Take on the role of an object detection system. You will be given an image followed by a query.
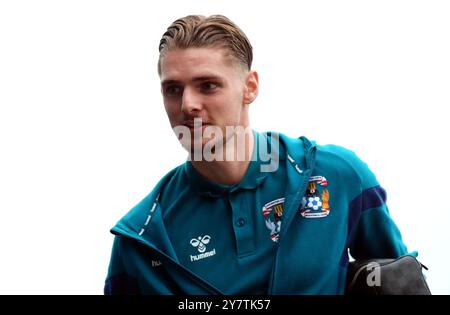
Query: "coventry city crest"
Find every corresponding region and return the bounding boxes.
[299,176,331,218]
[262,197,285,242]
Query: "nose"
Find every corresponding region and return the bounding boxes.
[181,87,202,115]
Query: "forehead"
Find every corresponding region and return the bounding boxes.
[159,47,242,82]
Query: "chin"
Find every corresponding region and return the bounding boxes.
[180,135,225,158]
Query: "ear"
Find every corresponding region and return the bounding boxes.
[243,70,259,105]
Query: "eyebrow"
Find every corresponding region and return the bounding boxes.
[161,75,224,86]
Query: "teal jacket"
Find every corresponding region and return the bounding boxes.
[104,132,410,294]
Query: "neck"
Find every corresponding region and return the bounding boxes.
[189,129,255,186]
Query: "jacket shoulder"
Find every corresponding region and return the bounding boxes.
[111,164,183,234]
[316,143,380,190]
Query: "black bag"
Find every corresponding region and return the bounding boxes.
[346,255,431,295]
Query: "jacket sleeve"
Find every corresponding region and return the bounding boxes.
[348,185,412,259]
[104,235,140,295]
[327,145,414,260]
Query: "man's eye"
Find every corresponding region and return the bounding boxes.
[165,85,182,96]
[201,82,218,92]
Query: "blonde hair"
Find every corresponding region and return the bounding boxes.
[158,15,253,75]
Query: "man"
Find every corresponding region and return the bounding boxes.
[104,15,411,294]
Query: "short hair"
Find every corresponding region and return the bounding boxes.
[158,15,253,75]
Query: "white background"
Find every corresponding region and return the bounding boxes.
[1,0,449,294]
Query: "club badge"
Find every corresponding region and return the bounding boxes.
[262,198,285,242]
[299,176,331,218]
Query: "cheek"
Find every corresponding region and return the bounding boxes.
[164,97,179,112]
[164,101,181,122]
[215,90,243,114]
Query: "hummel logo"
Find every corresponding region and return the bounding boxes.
[190,235,211,253]
[189,235,216,262]
[151,260,162,267]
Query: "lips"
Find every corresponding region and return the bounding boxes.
[182,120,210,128]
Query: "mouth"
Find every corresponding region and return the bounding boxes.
[182,121,211,129]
